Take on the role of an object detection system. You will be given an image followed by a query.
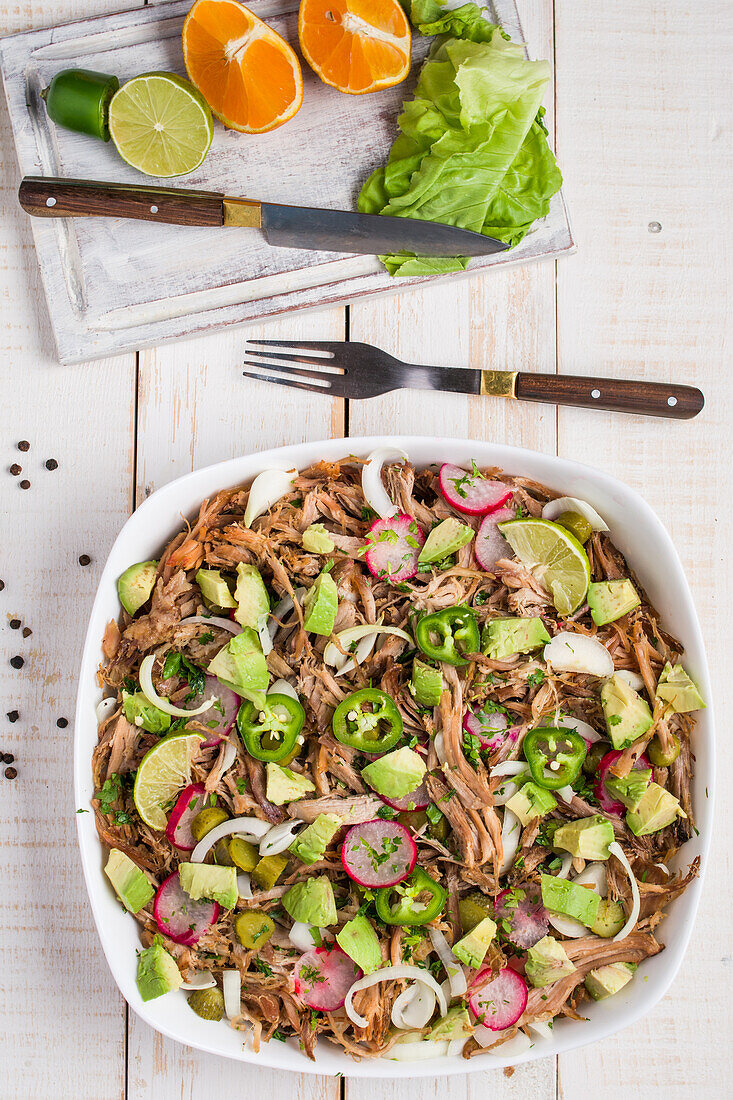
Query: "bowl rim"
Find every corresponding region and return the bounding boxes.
[74,434,715,1077]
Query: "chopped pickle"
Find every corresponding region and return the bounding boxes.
[234,909,275,949]
[214,839,234,866]
[250,852,289,890]
[187,986,224,1020]
[458,890,494,934]
[556,510,592,544]
[190,806,229,842]
[228,836,259,873]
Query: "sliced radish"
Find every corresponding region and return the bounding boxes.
[341,819,417,888]
[474,507,515,570]
[294,946,362,1011]
[439,463,513,516]
[165,783,209,851]
[463,707,508,750]
[542,495,609,532]
[184,675,239,748]
[468,967,528,1031]
[364,514,424,583]
[153,871,219,946]
[379,778,430,812]
[493,884,548,949]
[595,749,651,815]
[544,632,614,678]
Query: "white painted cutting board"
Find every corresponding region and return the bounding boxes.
[0,0,573,363]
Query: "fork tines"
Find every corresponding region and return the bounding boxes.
[242,340,346,396]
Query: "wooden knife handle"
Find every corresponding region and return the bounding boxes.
[18,176,225,227]
[514,372,704,419]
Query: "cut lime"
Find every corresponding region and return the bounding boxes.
[108,71,213,178]
[497,517,591,616]
[133,731,205,830]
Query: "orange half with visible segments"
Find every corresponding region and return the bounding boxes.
[298,0,411,95]
[182,0,303,133]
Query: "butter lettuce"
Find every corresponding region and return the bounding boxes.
[358,2,562,276]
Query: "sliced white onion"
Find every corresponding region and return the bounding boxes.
[219,739,238,776]
[556,854,574,879]
[547,861,609,937]
[546,910,588,938]
[191,817,271,863]
[268,679,299,702]
[96,696,118,724]
[527,1018,554,1041]
[391,983,437,1030]
[434,731,447,766]
[180,971,216,991]
[179,614,242,635]
[237,872,253,900]
[222,968,241,1019]
[257,613,273,657]
[386,1036,466,1062]
[323,624,412,675]
[544,632,614,679]
[556,784,575,803]
[345,965,447,1029]
[473,1028,532,1056]
[244,468,298,527]
[490,761,530,778]
[362,447,408,519]
[259,819,304,856]
[490,762,529,806]
[288,921,320,952]
[551,712,603,744]
[139,654,214,718]
[609,841,640,942]
[655,862,670,876]
[267,588,306,643]
[542,496,609,532]
[575,861,608,896]
[498,808,522,876]
[616,669,646,692]
[428,929,467,999]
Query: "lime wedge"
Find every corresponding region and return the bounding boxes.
[133,731,204,830]
[497,517,591,616]
[108,72,213,178]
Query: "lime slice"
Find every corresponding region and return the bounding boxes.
[133,731,204,830]
[108,72,213,178]
[497,517,591,616]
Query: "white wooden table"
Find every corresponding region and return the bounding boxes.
[0,1,730,1097]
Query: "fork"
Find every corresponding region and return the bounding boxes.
[241,341,704,419]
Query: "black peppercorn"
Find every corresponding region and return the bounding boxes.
[19,479,30,490]
[57,717,68,728]
[10,656,24,669]
[7,710,19,722]
[45,458,59,471]
[10,463,21,476]
[5,767,17,780]
[79,554,91,566]
[18,440,30,452]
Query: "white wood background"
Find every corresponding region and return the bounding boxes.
[0,0,730,1097]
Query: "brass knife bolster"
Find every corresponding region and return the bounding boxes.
[479,370,518,398]
[223,197,263,228]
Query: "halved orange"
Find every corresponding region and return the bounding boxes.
[298,0,411,95]
[182,0,303,133]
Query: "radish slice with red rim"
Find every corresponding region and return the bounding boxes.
[439,463,513,516]
[364,514,424,583]
[340,819,417,887]
[153,870,219,945]
[379,778,430,812]
[474,506,515,570]
[183,675,239,748]
[165,783,209,851]
[595,749,651,815]
[492,883,549,949]
[294,946,362,1011]
[468,966,528,1031]
[463,707,509,750]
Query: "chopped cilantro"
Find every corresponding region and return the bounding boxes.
[96,774,122,814]
[527,669,546,688]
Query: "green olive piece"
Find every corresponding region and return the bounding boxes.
[647,733,681,768]
[556,510,592,545]
[583,741,610,776]
[190,806,229,842]
[187,986,224,1020]
[228,836,259,873]
[234,910,275,950]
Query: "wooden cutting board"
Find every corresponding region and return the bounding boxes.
[0,0,574,364]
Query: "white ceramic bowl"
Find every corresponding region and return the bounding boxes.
[74,436,714,1077]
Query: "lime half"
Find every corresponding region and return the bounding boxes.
[133,731,204,830]
[108,72,213,178]
[498,517,591,616]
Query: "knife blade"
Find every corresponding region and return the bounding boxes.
[18,176,508,258]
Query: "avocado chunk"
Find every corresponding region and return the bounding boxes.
[427,1004,474,1042]
[234,563,270,630]
[591,898,626,938]
[458,890,494,934]
[302,523,335,554]
[118,560,158,616]
[136,935,182,1001]
[587,580,640,626]
[626,782,682,836]
[178,862,238,910]
[266,762,315,805]
[104,849,154,913]
[361,746,427,799]
[282,875,337,926]
[540,874,600,928]
[584,961,636,1001]
[525,935,576,988]
[605,768,652,812]
[656,662,705,713]
[289,813,341,864]
[196,567,237,609]
[453,916,497,968]
[409,658,444,707]
[303,569,338,636]
[418,517,474,564]
[601,673,653,749]
[482,616,551,660]
[122,690,171,734]
[553,814,614,860]
[208,627,269,706]
[336,914,383,974]
[506,781,557,826]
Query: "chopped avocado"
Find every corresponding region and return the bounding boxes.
[591,898,626,938]
[122,690,171,734]
[336,914,383,974]
[250,852,289,890]
[104,849,154,913]
[427,1004,474,1042]
[266,762,315,805]
[605,768,652,812]
[178,862,238,910]
[361,746,427,799]
[453,916,497,968]
[303,570,338,635]
[540,874,600,927]
[195,567,236,609]
[483,616,551,660]
[626,782,682,836]
[506,781,557,826]
[525,935,576,988]
[409,658,444,707]
[553,814,614,861]
[584,961,636,1001]
[418,517,474,564]
[302,523,335,553]
[207,627,269,706]
[656,662,705,713]
[234,563,270,630]
[282,875,337,926]
[458,890,494,934]
[136,935,182,1002]
[601,674,653,749]
[118,560,158,616]
[289,813,341,864]
[587,580,640,626]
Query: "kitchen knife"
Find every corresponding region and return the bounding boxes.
[18,176,509,258]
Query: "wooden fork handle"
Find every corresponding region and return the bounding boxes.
[512,372,704,419]
[18,176,226,226]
